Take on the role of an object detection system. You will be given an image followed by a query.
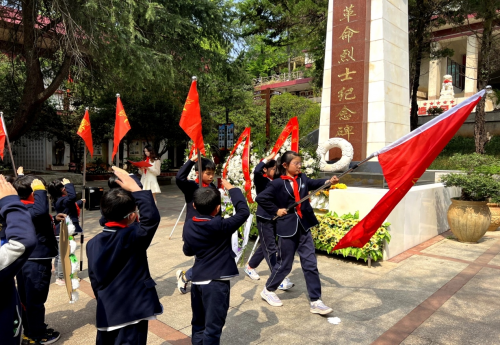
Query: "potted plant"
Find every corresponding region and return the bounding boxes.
[440,173,500,242]
[475,165,500,231]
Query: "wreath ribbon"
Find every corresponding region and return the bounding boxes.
[223,127,253,203]
[270,117,299,154]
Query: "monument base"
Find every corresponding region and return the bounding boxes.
[328,184,460,260]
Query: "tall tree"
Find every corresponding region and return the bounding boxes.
[452,0,500,153]
[0,0,233,140]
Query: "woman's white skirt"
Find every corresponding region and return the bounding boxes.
[141,174,161,193]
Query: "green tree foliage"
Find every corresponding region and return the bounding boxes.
[0,0,235,140]
[238,0,328,86]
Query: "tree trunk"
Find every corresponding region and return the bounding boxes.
[474,16,494,154]
[409,4,427,131]
[7,0,72,141]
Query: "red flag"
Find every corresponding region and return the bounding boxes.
[180,79,205,155]
[77,109,94,157]
[270,117,299,154]
[333,90,485,251]
[0,118,6,160]
[112,96,131,160]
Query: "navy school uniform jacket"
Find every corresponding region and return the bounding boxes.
[182,188,250,282]
[86,190,162,328]
[255,174,327,237]
[253,161,274,220]
[98,174,143,227]
[54,183,81,234]
[175,159,217,220]
[0,196,36,344]
[22,190,58,259]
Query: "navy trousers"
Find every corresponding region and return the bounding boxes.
[191,280,230,345]
[265,225,321,301]
[248,218,277,270]
[96,319,148,345]
[16,259,52,338]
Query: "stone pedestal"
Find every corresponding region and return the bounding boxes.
[319,0,410,160]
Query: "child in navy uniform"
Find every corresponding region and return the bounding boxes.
[183,180,250,344]
[87,167,162,345]
[244,153,294,290]
[0,175,36,345]
[48,178,85,286]
[175,156,217,294]
[256,151,338,315]
[13,176,60,343]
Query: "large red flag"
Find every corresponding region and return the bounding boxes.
[113,96,131,160]
[77,109,93,157]
[333,90,485,250]
[0,118,6,160]
[180,79,205,155]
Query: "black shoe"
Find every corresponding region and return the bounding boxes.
[34,330,61,344]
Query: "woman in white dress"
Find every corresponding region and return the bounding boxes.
[138,144,161,202]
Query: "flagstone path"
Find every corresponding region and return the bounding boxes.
[43,182,500,344]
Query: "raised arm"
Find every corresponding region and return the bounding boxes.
[30,179,49,218]
[63,181,77,202]
[220,186,250,236]
[176,159,197,197]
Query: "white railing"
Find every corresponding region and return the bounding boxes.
[253,71,306,86]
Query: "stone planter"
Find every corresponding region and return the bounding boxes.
[447,198,491,243]
[487,203,500,231]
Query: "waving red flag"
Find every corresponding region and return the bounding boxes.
[333,90,486,251]
[180,78,205,155]
[0,117,6,160]
[77,109,93,157]
[113,96,131,160]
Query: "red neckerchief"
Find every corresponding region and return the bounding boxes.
[144,157,150,174]
[195,178,210,188]
[192,216,211,222]
[263,174,273,181]
[75,202,81,217]
[280,175,302,218]
[104,221,128,228]
[21,199,34,205]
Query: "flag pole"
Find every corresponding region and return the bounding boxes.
[116,94,120,168]
[0,112,17,177]
[273,153,376,220]
[169,203,186,240]
[192,76,203,188]
[79,107,88,272]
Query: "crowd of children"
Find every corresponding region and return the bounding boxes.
[0,148,338,345]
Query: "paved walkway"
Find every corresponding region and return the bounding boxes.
[43,183,500,344]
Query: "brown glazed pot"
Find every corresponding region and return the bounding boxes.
[487,203,500,231]
[447,198,491,243]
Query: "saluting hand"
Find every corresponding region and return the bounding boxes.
[62,178,71,185]
[31,179,46,191]
[221,179,234,191]
[17,166,24,175]
[112,166,142,192]
[0,175,18,200]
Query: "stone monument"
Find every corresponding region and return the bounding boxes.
[319,0,411,161]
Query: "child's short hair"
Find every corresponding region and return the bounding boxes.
[14,175,46,200]
[108,175,121,189]
[48,178,64,203]
[5,175,17,184]
[264,160,276,169]
[194,158,216,173]
[100,188,136,221]
[193,187,221,216]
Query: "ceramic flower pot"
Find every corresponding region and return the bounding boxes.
[447,198,491,243]
[487,203,500,231]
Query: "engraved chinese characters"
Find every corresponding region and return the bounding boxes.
[330,0,369,161]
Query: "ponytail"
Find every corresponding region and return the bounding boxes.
[274,151,300,179]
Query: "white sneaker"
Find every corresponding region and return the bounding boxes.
[261,287,283,307]
[278,277,294,290]
[244,265,260,280]
[176,270,188,294]
[310,300,333,315]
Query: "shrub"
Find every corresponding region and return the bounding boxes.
[448,153,499,172]
[440,173,500,201]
